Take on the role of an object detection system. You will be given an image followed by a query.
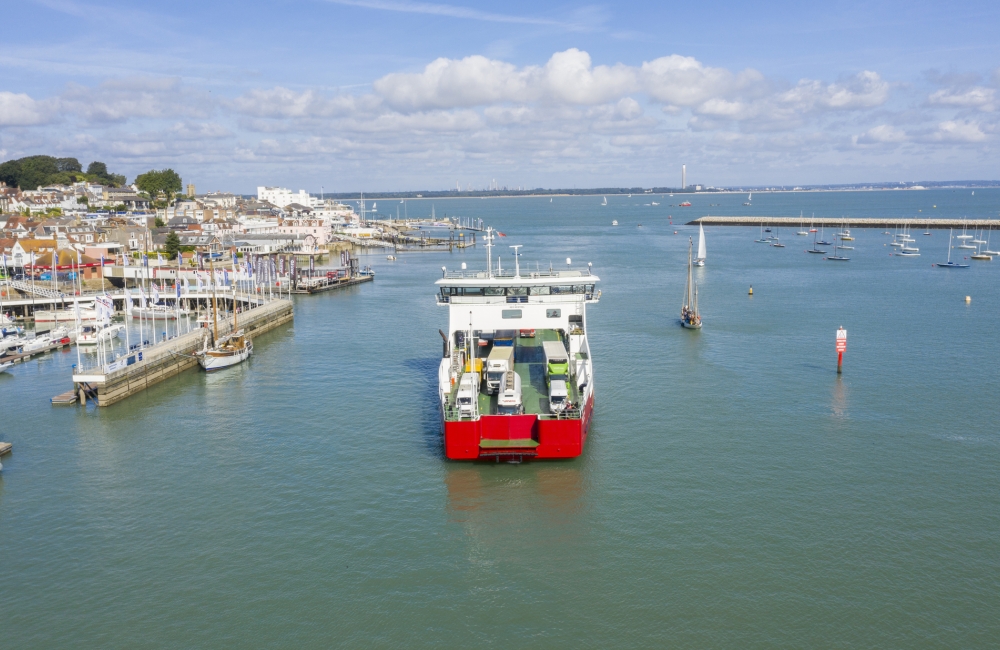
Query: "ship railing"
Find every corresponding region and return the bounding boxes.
[441,268,594,280]
[537,407,582,420]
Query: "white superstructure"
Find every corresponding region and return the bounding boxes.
[435,229,600,418]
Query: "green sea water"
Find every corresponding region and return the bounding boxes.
[2,189,999,647]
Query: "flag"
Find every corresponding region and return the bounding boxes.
[232,250,238,266]
[74,299,81,326]
[143,254,149,267]
[196,274,203,291]
[152,285,160,304]
[176,281,181,299]
[124,288,133,313]
[157,253,163,264]
[223,269,229,285]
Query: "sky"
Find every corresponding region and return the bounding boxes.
[1,0,999,193]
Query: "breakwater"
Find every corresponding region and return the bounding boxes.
[689,216,1000,229]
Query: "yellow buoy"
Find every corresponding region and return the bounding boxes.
[965,296,971,303]
[749,286,754,295]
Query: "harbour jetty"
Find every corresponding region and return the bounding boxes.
[67,298,292,407]
[689,216,1000,229]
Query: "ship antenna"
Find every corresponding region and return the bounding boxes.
[485,227,494,278]
[510,245,522,278]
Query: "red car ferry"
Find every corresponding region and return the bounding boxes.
[436,230,600,461]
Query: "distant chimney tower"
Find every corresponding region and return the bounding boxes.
[681,165,686,190]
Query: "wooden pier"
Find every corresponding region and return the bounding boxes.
[65,298,294,407]
[0,441,12,456]
[689,216,1000,229]
[290,274,374,295]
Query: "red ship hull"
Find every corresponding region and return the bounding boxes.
[442,393,594,460]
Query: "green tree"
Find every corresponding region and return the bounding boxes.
[86,161,108,177]
[164,231,181,260]
[56,157,82,173]
[154,217,166,228]
[0,155,125,189]
[135,169,182,203]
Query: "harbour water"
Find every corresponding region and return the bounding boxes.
[2,189,1000,647]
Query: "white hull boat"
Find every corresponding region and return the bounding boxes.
[35,308,99,323]
[77,323,125,346]
[197,332,252,371]
[132,306,192,320]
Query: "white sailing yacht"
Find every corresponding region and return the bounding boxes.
[955,220,975,249]
[935,229,969,268]
[601,196,608,206]
[197,260,252,371]
[681,237,702,329]
[743,192,752,206]
[694,223,706,266]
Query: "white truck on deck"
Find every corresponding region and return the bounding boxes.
[496,370,523,415]
[543,340,570,413]
[456,372,480,418]
[484,345,515,394]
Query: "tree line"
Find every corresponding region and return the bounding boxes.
[0,156,126,190]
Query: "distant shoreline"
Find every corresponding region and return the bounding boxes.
[315,183,1000,201]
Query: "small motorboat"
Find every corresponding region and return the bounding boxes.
[386,255,397,261]
[612,220,618,226]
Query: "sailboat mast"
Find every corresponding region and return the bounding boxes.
[209,257,219,343]
[686,237,693,307]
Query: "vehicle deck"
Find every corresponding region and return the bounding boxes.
[447,328,581,419]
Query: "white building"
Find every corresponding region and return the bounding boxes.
[257,186,321,209]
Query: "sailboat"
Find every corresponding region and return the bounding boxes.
[754,223,769,243]
[983,227,999,255]
[197,259,253,371]
[601,196,608,206]
[797,212,808,235]
[680,238,702,329]
[743,192,752,206]
[971,230,992,260]
[770,227,785,247]
[827,235,850,261]
[955,220,975,248]
[935,229,970,268]
[816,225,832,246]
[694,223,706,265]
[807,230,827,254]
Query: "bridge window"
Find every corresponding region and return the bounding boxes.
[529,286,550,295]
[551,285,575,294]
[546,309,561,318]
[506,286,527,296]
[484,287,505,296]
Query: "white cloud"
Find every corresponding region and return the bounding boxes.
[641,55,762,107]
[59,77,212,122]
[374,49,636,110]
[854,124,907,145]
[779,71,889,112]
[927,120,987,143]
[927,87,995,112]
[0,91,53,126]
[231,87,378,118]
